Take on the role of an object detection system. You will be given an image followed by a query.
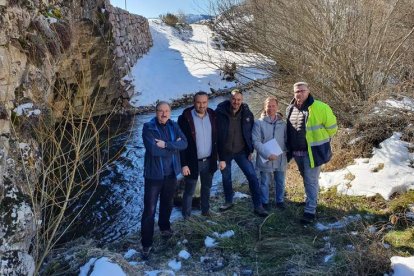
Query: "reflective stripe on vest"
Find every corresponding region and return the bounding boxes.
[305,100,337,168]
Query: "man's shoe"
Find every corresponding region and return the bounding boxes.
[263,203,271,211]
[275,202,286,210]
[300,212,315,224]
[142,246,152,260]
[160,229,174,239]
[254,206,269,217]
[219,203,234,212]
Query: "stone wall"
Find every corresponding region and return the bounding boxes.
[0,0,152,274]
[107,4,152,80]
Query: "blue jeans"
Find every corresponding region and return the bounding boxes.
[259,170,286,204]
[141,176,177,248]
[182,159,213,217]
[221,152,261,208]
[294,155,321,214]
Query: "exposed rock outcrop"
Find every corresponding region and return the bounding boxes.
[0,0,152,274]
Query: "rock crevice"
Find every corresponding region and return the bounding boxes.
[0,0,152,274]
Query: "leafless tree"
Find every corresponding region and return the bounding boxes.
[209,0,414,124]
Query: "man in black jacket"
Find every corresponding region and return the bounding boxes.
[178,92,218,218]
[215,89,268,217]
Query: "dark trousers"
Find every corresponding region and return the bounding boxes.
[182,159,213,217]
[141,176,177,248]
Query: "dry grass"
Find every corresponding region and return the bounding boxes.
[42,170,414,275]
[323,130,359,172]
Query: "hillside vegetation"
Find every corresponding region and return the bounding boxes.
[211,0,414,126]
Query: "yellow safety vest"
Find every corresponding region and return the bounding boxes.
[305,100,337,168]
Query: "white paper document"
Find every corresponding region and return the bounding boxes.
[259,138,283,163]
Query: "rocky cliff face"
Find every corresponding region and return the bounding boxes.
[0,0,152,274]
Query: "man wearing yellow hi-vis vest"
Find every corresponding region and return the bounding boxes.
[286,82,337,224]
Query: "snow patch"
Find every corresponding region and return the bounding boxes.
[168,259,181,271]
[79,257,126,276]
[213,230,235,238]
[384,97,414,111]
[233,192,250,199]
[320,132,414,200]
[123,249,137,259]
[204,236,218,248]
[315,215,361,231]
[390,256,414,276]
[178,250,191,260]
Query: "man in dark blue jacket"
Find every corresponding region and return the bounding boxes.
[215,89,268,217]
[178,92,218,218]
[141,101,187,259]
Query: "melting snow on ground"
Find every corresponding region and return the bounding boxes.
[79,257,126,276]
[123,249,137,259]
[178,250,191,260]
[383,97,414,111]
[315,215,362,231]
[204,229,235,248]
[233,192,250,199]
[391,256,414,276]
[320,132,414,200]
[213,230,235,238]
[167,259,181,271]
[204,236,218,248]
[128,19,269,107]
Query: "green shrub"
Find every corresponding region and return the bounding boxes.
[160,13,179,27]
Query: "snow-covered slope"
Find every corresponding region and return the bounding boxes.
[128,19,267,107]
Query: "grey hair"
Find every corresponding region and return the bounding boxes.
[155,101,171,112]
[293,82,309,89]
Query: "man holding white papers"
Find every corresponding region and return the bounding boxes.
[253,97,288,210]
